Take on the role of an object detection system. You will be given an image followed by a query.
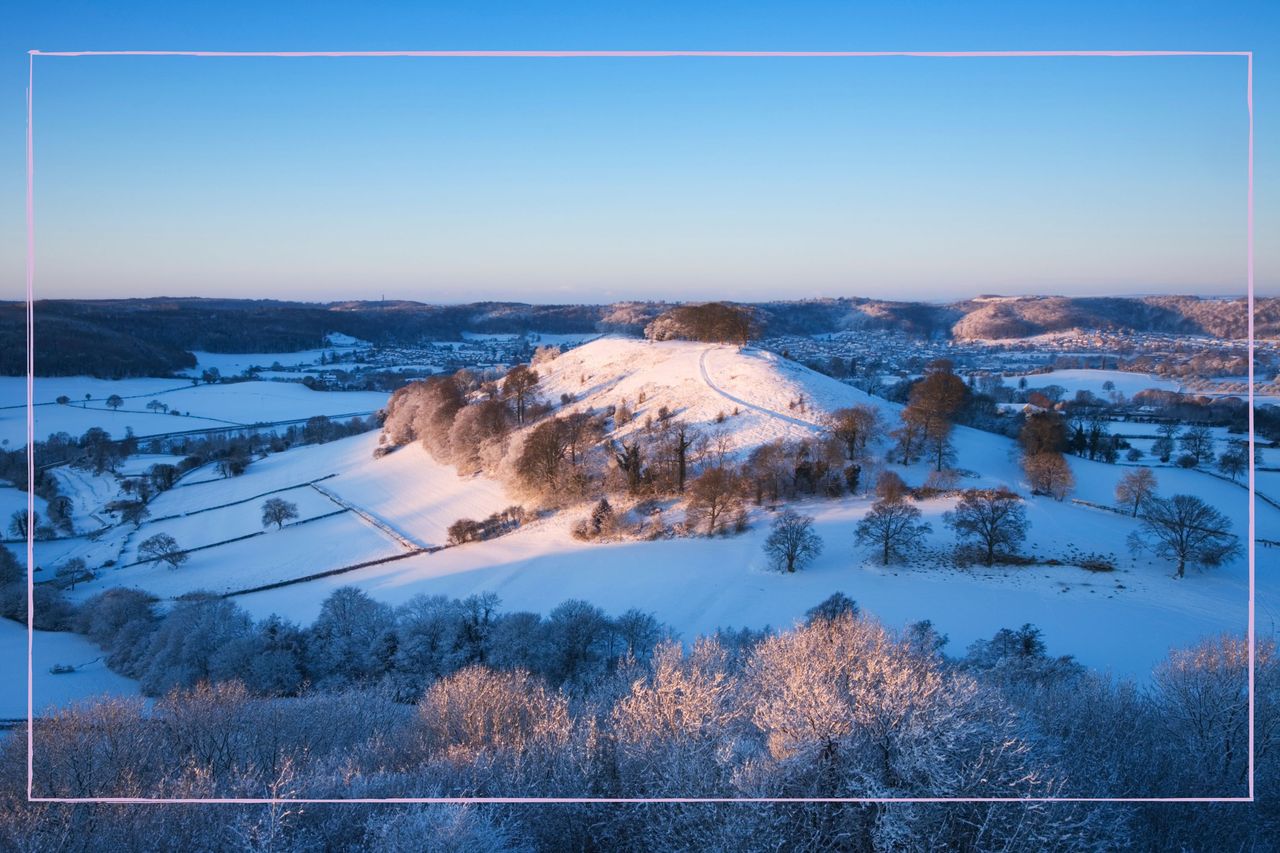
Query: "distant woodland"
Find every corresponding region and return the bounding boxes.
[1,295,1273,378]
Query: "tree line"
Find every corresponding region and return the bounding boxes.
[2,590,1274,851]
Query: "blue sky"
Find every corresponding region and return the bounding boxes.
[4,1,1276,303]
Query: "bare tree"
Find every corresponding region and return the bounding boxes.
[119,501,151,528]
[1179,425,1215,467]
[7,509,35,539]
[763,511,823,573]
[1018,411,1068,456]
[855,498,932,565]
[106,394,124,411]
[1217,441,1250,482]
[516,418,570,497]
[874,470,909,503]
[55,557,92,589]
[261,498,300,530]
[686,467,743,535]
[828,405,883,461]
[902,360,969,471]
[1022,452,1074,501]
[1129,494,1239,578]
[1115,468,1158,516]
[502,364,540,425]
[138,533,188,569]
[944,488,1028,565]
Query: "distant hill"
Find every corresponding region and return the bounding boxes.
[948,295,1277,341]
[0,294,1272,377]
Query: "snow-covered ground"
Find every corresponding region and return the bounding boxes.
[223,339,1269,680]
[533,339,896,459]
[58,431,512,600]
[14,338,1277,704]
[0,377,389,446]
[1007,369,1183,398]
[0,619,140,719]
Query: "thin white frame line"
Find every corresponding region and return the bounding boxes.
[25,48,1257,806]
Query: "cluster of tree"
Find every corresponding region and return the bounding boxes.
[642,302,757,345]
[890,359,969,472]
[0,546,73,628]
[5,601,1274,851]
[68,586,666,701]
[1018,411,1076,500]
[447,506,527,545]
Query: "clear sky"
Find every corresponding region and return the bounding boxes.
[4,1,1276,304]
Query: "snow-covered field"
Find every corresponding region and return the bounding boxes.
[0,377,389,446]
[1007,369,1183,398]
[55,430,511,600]
[0,619,140,719]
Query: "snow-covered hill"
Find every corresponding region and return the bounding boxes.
[532,337,897,457]
[29,337,1272,682]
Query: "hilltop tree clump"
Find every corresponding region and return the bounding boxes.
[643,303,757,345]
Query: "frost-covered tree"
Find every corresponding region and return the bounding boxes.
[306,586,394,685]
[0,546,21,587]
[762,510,823,573]
[138,533,187,569]
[1151,634,1270,798]
[1129,494,1239,578]
[416,666,571,760]
[261,497,299,530]
[747,612,1043,806]
[1115,467,1157,516]
[944,488,1028,565]
[855,498,932,565]
[139,595,254,694]
[611,639,743,796]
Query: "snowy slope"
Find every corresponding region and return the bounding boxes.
[0,619,141,719]
[534,339,897,458]
[62,431,514,600]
